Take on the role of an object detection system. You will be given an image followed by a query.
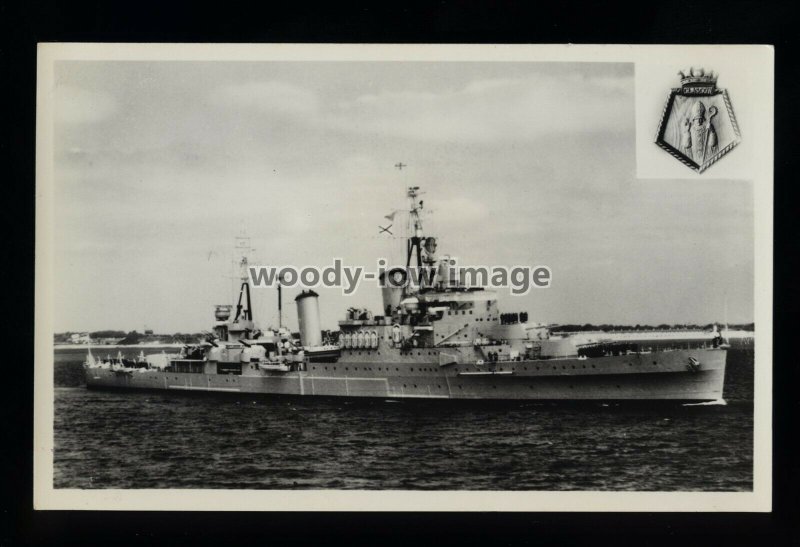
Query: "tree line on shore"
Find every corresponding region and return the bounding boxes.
[54,330,204,344]
[550,322,754,333]
[55,322,755,345]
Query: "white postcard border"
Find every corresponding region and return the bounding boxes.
[34,43,773,512]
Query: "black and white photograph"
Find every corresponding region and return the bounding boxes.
[34,44,773,511]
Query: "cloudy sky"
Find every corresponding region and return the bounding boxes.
[52,61,753,333]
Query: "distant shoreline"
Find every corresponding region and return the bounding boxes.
[54,329,756,351]
[54,343,186,350]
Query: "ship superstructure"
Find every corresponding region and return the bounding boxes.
[85,185,727,401]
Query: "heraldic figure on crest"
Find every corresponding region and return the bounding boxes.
[655,68,740,173]
[680,100,718,164]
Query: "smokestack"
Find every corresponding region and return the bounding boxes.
[294,290,322,347]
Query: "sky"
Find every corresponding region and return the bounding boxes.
[51,61,754,333]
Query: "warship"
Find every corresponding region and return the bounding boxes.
[84,186,727,401]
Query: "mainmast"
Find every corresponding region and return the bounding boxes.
[213,231,256,341]
[233,232,253,323]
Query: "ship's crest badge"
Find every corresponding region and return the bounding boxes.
[655,68,741,173]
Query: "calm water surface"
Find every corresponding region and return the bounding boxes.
[53,347,753,490]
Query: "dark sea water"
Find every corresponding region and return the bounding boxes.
[53,346,753,490]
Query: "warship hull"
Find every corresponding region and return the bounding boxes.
[85,347,726,402]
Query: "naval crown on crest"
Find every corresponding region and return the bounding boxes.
[678,67,717,89]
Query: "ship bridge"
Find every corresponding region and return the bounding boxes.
[336,184,541,354]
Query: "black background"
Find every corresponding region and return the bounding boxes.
[2,1,795,544]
